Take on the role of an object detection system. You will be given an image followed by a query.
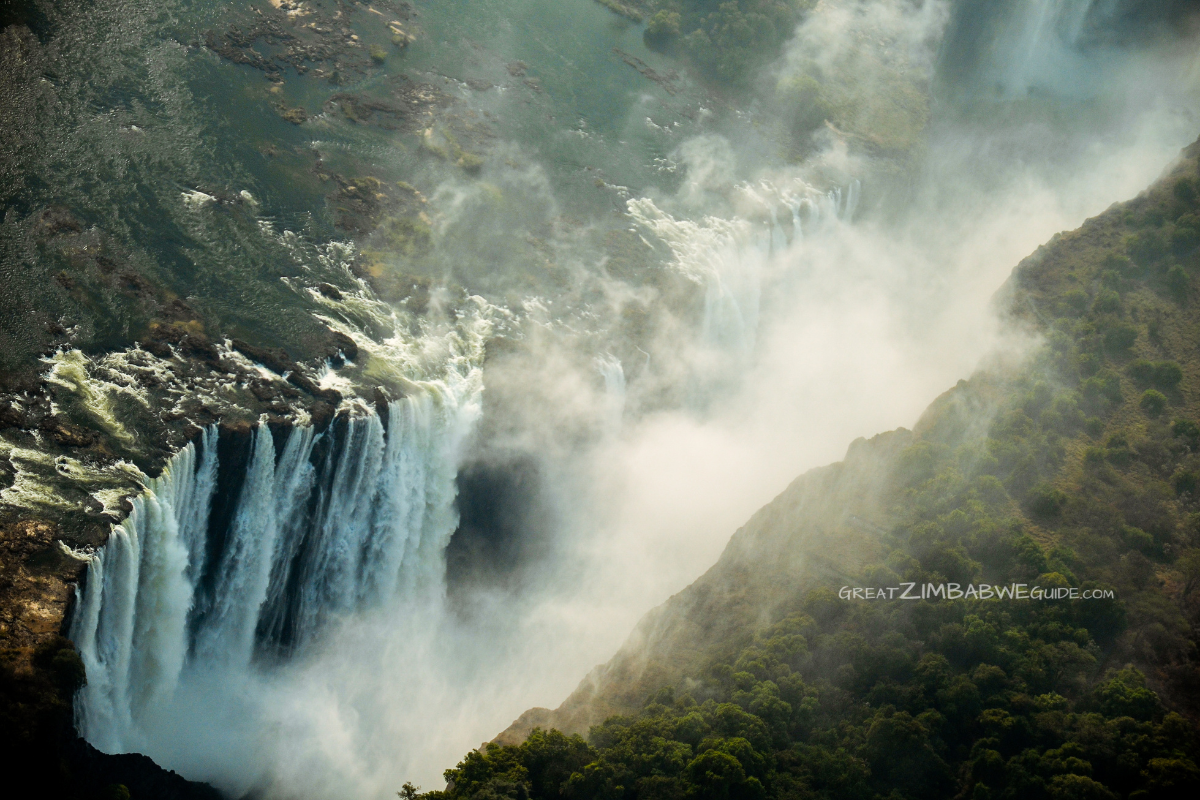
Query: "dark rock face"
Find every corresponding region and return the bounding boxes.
[231,339,342,406]
[38,415,97,448]
[67,738,226,800]
[328,331,358,363]
[308,400,336,433]
[0,520,222,797]
[0,520,83,664]
[372,386,392,431]
[446,453,557,596]
[231,339,295,377]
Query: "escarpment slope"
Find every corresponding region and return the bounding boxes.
[488,137,1200,795]
[497,427,917,742]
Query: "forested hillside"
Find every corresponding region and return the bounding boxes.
[425,140,1200,800]
[588,0,813,84]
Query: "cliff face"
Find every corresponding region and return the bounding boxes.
[496,135,1200,746]
[0,516,223,797]
[0,520,80,667]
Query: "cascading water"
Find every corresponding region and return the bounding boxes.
[69,386,479,756]
[843,179,862,223]
[975,0,1101,95]
[596,354,626,435]
[68,429,219,750]
[768,208,789,254]
[626,197,761,365]
[628,179,860,385]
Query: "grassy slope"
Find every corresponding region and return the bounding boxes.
[462,139,1200,799]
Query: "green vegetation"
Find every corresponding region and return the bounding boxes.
[421,125,485,174]
[774,74,834,144]
[422,148,1200,800]
[638,1,814,85]
[593,1,928,162]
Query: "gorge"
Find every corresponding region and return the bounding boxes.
[2,2,1200,799]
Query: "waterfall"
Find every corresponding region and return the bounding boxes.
[843,179,861,223]
[784,197,804,244]
[627,197,762,365]
[70,428,218,752]
[596,354,626,434]
[69,389,477,755]
[768,208,789,255]
[989,0,1098,95]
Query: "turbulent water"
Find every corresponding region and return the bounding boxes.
[1,0,1198,797]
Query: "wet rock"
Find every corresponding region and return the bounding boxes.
[38,415,97,448]
[266,413,295,455]
[160,298,199,323]
[0,452,14,491]
[326,174,397,234]
[204,29,273,70]
[180,334,227,372]
[218,418,254,440]
[249,378,300,403]
[330,330,358,362]
[189,405,220,425]
[327,76,449,132]
[117,270,155,298]
[231,338,295,375]
[278,105,308,124]
[135,370,162,389]
[248,380,278,403]
[373,386,391,430]
[309,400,335,432]
[0,403,28,429]
[317,282,343,300]
[233,338,340,402]
[141,339,174,359]
[613,48,678,95]
[203,0,417,83]
[287,371,341,405]
[148,324,227,371]
[34,206,83,237]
